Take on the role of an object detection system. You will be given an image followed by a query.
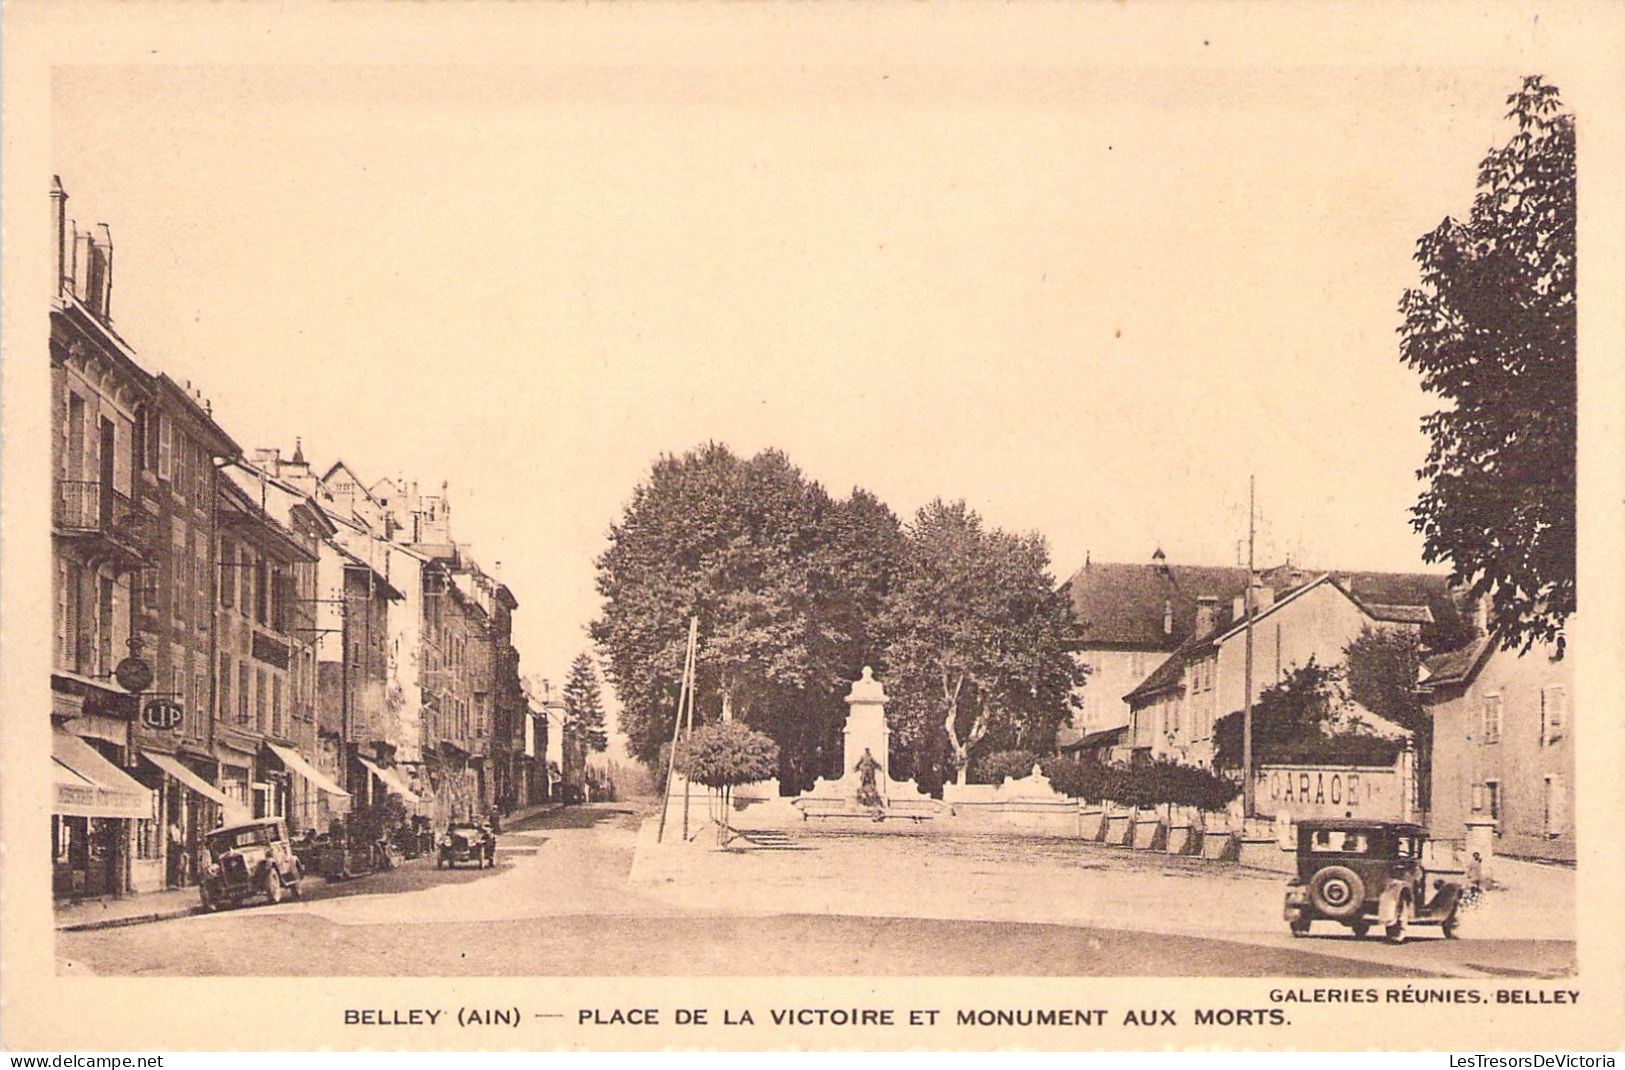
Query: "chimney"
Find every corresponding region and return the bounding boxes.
[51,177,68,297]
[253,447,282,473]
[1195,596,1218,637]
[1162,600,1174,636]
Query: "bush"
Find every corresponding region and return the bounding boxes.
[1040,757,1240,811]
[971,749,1041,785]
[674,721,780,788]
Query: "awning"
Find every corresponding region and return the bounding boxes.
[264,742,350,798]
[141,749,232,808]
[53,727,154,820]
[357,756,421,805]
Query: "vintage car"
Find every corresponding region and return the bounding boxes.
[437,822,496,869]
[1283,819,1463,943]
[199,817,304,911]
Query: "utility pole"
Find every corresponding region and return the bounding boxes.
[656,617,698,844]
[1242,475,1256,818]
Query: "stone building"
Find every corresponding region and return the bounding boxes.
[1423,630,1574,861]
[49,178,163,898]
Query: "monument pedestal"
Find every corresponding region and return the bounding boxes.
[795,667,942,821]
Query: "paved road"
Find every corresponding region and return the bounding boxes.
[56,805,1574,978]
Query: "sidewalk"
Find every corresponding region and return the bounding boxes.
[56,886,201,932]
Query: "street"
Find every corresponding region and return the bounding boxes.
[57,804,1576,978]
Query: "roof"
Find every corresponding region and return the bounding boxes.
[1064,558,1470,651]
[1064,560,1255,649]
[1296,818,1431,835]
[1421,634,1497,690]
[1059,726,1126,751]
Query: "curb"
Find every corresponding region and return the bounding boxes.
[57,905,200,933]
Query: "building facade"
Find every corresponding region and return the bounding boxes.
[1424,633,1575,861]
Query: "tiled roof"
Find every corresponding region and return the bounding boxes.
[1422,635,1496,689]
[1064,560,1253,649]
[1065,559,1472,651]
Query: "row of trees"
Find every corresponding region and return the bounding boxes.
[592,444,1084,793]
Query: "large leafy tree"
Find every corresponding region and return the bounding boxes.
[1399,76,1575,652]
[592,443,903,784]
[879,500,1085,787]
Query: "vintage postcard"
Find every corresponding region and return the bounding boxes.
[2,0,1623,1054]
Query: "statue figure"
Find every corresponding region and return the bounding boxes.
[854,747,885,816]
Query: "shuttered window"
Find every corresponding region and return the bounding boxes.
[1541,685,1566,745]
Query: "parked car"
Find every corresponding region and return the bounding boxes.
[1283,819,1464,943]
[437,822,496,869]
[199,817,304,911]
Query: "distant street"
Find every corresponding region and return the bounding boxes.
[57,804,1575,979]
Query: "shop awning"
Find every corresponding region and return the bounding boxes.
[264,742,350,798]
[53,727,154,820]
[357,756,421,805]
[141,749,233,808]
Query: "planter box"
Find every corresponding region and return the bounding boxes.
[1198,829,1237,861]
[1103,811,1134,847]
[1076,805,1105,841]
[1132,812,1163,851]
[1163,823,1195,855]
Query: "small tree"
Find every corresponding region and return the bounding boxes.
[1346,625,1431,809]
[1213,658,1349,770]
[674,721,780,844]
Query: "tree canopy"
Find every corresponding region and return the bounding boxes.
[1212,657,1400,770]
[1399,76,1575,652]
[591,443,902,783]
[878,500,1085,787]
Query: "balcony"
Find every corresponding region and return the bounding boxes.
[54,480,151,570]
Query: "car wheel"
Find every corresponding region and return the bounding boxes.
[1351,922,1371,939]
[1442,908,1460,939]
[288,880,302,901]
[1308,866,1366,920]
[1386,897,1410,944]
[264,869,284,905]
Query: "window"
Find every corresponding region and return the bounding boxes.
[132,406,147,472]
[1544,774,1567,837]
[193,670,206,737]
[220,539,235,608]
[255,670,267,732]
[136,819,161,861]
[219,654,233,720]
[271,675,283,738]
[240,547,252,616]
[1485,780,1502,824]
[1481,693,1502,744]
[238,664,250,724]
[1541,685,1566,745]
[157,412,173,481]
[255,558,269,625]
[96,577,114,676]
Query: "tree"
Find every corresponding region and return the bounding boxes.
[674,721,780,843]
[591,443,904,787]
[879,500,1085,787]
[1213,658,1350,770]
[1399,76,1575,653]
[562,652,609,753]
[1345,625,1431,809]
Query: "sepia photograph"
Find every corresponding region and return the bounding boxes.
[2,0,1622,1054]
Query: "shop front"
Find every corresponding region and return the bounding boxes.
[138,748,236,888]
[52,726,155,899]
[264,741,350,834]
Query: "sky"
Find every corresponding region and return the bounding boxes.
[50,58,1527,712]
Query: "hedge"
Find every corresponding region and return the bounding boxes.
[1040,757,1240,811]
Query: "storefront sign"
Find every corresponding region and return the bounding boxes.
[1253,763,1406,821]
[141,699,184,731]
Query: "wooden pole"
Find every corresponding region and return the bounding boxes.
[681,622,698,841]
[1242,475,1257,818]
[657,617,698,843]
